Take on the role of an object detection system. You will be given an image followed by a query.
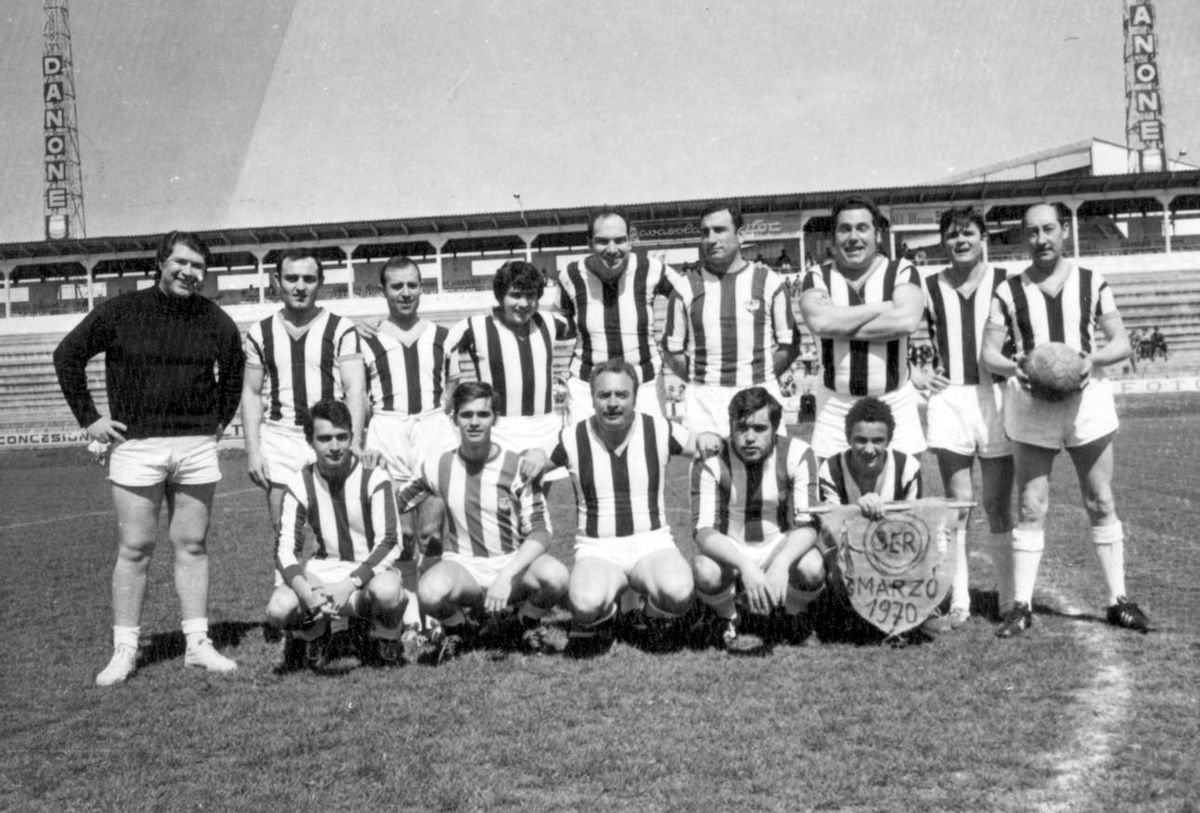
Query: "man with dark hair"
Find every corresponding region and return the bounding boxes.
[556,209,682,421]
[918,205,1015,627]
[690,387,821,651]
[662,204,799,435]
[395,382,568,662]
[54,230,244,685]
[799,195,926,460]
[445,260,573,458]
[359,255,457,642]
[241,247,366,530]
[266,397,406,668]
[982,202,1149,638]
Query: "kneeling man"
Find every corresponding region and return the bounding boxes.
[396,382,569,663]
[691,387,821,651]
[527,358,720,654]
[266,399,406,668]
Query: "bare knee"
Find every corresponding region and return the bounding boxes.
[691,554,729,595]
[1081,488,1116,523]
[792,548,826,590]
[367,571,405,612]
[265,586,300,628]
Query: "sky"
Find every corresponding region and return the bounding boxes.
[2,0,1199,241]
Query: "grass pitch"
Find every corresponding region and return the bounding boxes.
[2,395,1198,811]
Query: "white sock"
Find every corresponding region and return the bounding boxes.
[1091,522,1126,605]
[113,625,140,650]
[951,527,970,612]
[1011,528,1045,606]
[989,532,1015,614]
[181,618,209,649]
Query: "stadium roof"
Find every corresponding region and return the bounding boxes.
[3,168,1200,269]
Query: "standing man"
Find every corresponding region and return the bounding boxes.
[360,257,458,635]
[556,209,682,421]
[444,260,573,456]
[661,204,800,435]
[265,398,406,668]
[798,195,926,460]
[690,387,822,650]
[982,202,1150,637]
[54,231,244,685]
[524,358,720,654]
[919,206,1015,627]
[395,382,569,663]
[241,248,366,530]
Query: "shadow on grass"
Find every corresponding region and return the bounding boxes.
[139,620,263,668]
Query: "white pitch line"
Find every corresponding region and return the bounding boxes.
[0,487,264,533]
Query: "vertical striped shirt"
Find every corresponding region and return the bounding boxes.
[661,263,798,388]
[394,445,547,558]
[244,310,361,426]
[549,414,688,538]
[922,265,1010,386]
[691,436,819,543]
[819,449,921,505]
[445,311,572,417]
[801,258,921,395]
[362,319,452,416]
[556,252,681,384]
[988,263,1117,355]
[276,458,399,586]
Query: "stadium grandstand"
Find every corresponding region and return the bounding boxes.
[3,139,1200,447]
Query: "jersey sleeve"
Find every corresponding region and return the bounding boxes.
[790,441,819,527]
[661,288,688,354]
[394,462,435,513]
[1095,277,1119,320]
[770,277,800,348]
[818,456,845,505]
[689,457,723,533]
[358,469,401,582]
[896,261,921,288]
[52,301,115,429]
[335,320,362,360]
[516,480,549,539]
[275,473,309,584]
[900,455,922,501]
[799,268,828,296]
[548,433,570,471]
[668,419,689,456]
[243,322,265,369]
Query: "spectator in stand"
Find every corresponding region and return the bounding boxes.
[1150,326,1168,361]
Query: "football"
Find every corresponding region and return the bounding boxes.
[1023,342,1087,402]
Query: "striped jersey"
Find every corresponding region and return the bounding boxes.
[276,458,399,586]
[819,449,921,505]
[394,445,547,558]
[550,413,689,538]
[556,252,681,384]
[661,263,798,388]
[988,263,1117,355]
[445,311,572,417]
[691,435,819,543]
[922,265,1010,386]
[362,319,452,416]
[801,258,921,396]
[244,309,361,426]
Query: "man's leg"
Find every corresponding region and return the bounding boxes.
[629,547,694,619]
[165,482,236,673]
[979,455,1015,617]
[568,557,627,626]
[998,441,1056,638]
[418,560,484,663]
[98,483,165,686]
[935,449,975,623]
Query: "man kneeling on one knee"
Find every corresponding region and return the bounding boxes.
[691,387,822,651]
[265,398,406,667]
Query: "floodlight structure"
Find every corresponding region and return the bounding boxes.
[43,0,86,239]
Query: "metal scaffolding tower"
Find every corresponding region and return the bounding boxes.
[43,0,86,239]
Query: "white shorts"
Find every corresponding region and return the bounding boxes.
[441,550,519,592]
[683,380,786,437]
[259,422,315,487]
[291,559,370,619]
[567,375,663,422]
[494,412,569,481]
[1003,376,1119,450]
[926,382,1011,459]
[717,531,792,572]
[574,526,678,575]
[366,410,459,481]
[108,436,220,487]
[810,382,927,459]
